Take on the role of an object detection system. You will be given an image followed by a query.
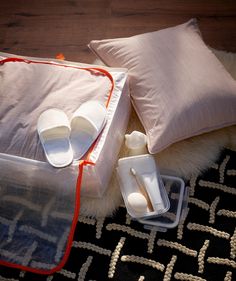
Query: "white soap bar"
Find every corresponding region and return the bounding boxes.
[127,192,147,213]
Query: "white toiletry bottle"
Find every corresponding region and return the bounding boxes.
[125,131,148,156]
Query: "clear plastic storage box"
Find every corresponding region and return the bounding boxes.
[117,154,170,219]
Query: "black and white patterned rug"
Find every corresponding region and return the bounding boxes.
[1,148,236,281]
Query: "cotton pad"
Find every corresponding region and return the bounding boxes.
[127,192,148,213]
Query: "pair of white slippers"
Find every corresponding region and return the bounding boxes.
[37,100,107,168]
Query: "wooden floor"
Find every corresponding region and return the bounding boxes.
[0,0,236,63]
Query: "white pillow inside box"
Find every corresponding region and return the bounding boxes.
[0,52,130,198]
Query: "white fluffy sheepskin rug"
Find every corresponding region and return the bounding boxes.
[80,48,236,218]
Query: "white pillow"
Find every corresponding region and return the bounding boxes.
[89,19,236,153]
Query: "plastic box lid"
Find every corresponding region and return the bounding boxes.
[137,175,189,231]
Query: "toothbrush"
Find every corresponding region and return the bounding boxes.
[130,168,154,212]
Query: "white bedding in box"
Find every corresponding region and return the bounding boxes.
[0,52,130,197]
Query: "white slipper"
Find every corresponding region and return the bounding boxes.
[37,108,73,168]
[70,100,107,160]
